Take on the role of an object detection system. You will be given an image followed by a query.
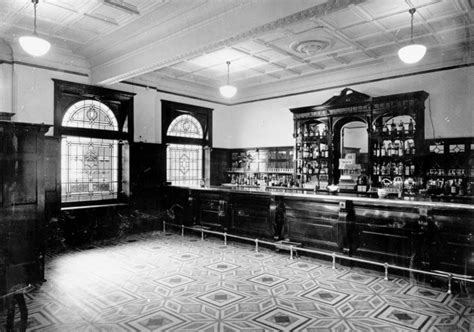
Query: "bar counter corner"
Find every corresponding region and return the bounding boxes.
[162,185,474,279]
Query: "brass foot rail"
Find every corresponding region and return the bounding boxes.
[162,221,473,294]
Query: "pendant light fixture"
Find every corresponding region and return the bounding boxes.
[19,0,51,57]
[398,7,426,64]
[219,61,237,98]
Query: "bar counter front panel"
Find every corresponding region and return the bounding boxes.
[164,186,474,277]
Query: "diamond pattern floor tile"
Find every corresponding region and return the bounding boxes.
[1,231,472,331]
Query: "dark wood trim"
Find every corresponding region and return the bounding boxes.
[161,99,214,147]
[53,79,135,140]
[59,127,129,140]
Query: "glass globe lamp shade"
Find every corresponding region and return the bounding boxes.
[398,44,426,64]
[19,35,51,57]
[219,85,237,98]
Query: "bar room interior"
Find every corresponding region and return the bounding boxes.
[0,0,473,331]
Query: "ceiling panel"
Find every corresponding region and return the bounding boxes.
[0,0,471,103]
[285,20,322,34]
[417,1,462,19]
[257,30,291,43]
[356,34,393,49]
[429,14,470,31]
[274,57,308,68]
[171,61,205,73]
[340,21,383,40]
[254,49,289,62]
[232,40,270,54]
[319,7,367,29]
[231,56,268,69]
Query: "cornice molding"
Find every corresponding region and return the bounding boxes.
[122,62,474,106]
[97,0,365,85]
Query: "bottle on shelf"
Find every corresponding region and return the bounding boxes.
[410,141,416,155]
[387,142,394,156]
[408,118,415,134]
[397,162,403,176]
[450,179,458,195]
[322,125,328,137]
[303,143,309,158]
[398,120,404,134]
[405,162,410,176]
[391,120,397,135]
[373,143,379,157]
[313,145,319,158]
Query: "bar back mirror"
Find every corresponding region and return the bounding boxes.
[338,121,368,190]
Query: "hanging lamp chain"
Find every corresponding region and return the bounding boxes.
[32,0,39,35]
[408,8,416,42]
[226,61,231,85]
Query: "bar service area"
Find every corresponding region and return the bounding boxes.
[166,88,474,281]
[0,1,473,330]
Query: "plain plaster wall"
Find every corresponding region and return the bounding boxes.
[4,63,233,148]
[4,62,472,150]
[226,66,473,148]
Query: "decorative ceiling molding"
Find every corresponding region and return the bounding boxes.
[290,39,332,56]
[95,0,366,85]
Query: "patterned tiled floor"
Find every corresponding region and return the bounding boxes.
[2,231,473,331]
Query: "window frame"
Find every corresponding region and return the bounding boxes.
[161,100,213,186]
[53,79,135,208]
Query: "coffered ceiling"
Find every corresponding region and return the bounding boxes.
[0,0,472,104]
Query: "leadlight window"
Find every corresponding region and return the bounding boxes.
[62,100,118,130]
[165,114,204,187]
[61,100,120,203]
[166,144,203,187]
[167,114,203,138]
[61,136,118,202]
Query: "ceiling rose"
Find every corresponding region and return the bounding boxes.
[290,40,330,56]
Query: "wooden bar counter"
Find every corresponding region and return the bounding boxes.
[165,185,474,277]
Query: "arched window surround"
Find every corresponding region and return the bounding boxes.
[53,79,135,207]
[162,100,213,187]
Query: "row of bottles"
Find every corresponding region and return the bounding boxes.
[297,122,328,138]
[426,177,469,196]
[427,168,467,177]
[373,118,415,136]
[373,161,416,177]
[229,173,295,187]
[373,139,416,157]
[297,160,329,176]
[297,142,329,159]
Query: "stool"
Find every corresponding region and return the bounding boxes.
[1,284,31,332]
[6,293,28,331]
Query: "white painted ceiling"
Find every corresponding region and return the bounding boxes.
[0,0,472,104]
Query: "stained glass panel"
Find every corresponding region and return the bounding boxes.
[166,144,202,187]
[167,114,203,138]
[62,99,118,131]
[61,136,118,202]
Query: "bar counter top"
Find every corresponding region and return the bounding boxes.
[173,185,474,210]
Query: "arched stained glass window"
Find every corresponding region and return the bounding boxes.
[167,114,203,138]
[61,100,119,203]
[62,99,118,131]
[165,114,203,187]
